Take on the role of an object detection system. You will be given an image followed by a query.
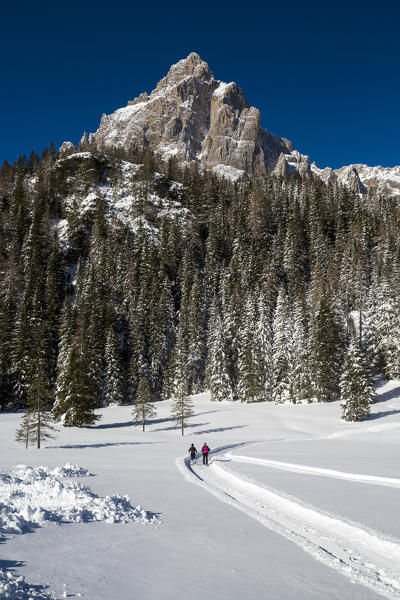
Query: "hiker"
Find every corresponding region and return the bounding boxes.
[202,442,210,465]
[188,443,197,464]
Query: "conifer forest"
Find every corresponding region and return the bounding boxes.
[0,141,399,429]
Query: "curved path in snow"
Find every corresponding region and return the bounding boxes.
[225,451,400,488]
[177,443,400,599]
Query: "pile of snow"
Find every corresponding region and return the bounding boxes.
[51,463,92,478]
[0,463,158,535]
[0,463,159,598]
[0,569,55,599]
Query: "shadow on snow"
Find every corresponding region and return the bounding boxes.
[45,441,166,449]
[367,409,400,420]
[194,425,248,435]
[152,422,209,432]
[0,558,25,570]
[93,421,133,429]
[374,383,400,404]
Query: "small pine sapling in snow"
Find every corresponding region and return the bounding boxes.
[170,379,194,436]
[132,377,156,431]
[15,411,36,449]
[340,340,375,422]
[21,407,57,449]
[16,370,58,448]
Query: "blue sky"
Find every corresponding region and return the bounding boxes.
[1,0,399,168]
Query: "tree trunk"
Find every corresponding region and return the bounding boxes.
[37,390,41,449]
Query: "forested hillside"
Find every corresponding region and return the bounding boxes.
[0,140,399,425]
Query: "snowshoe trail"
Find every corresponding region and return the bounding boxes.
[177,447,400,599]
[225,452,400,488]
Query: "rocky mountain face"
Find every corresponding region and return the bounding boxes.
[85,52,399,195]
[92,53,293,180]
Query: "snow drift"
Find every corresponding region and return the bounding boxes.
[0,463,159,598]
[0,463,157,535]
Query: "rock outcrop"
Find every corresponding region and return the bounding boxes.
[335,164,400,196]
[310,162,400,196]
[92,52,292,178]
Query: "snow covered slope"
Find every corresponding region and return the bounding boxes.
[1,378,400,599]
[50,151,190,248]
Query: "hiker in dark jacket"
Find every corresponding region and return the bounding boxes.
[188,443,197,464]
[202,442,210,465]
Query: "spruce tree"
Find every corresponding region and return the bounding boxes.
[104,326,124,405]
[340,340,374,421]
[185,272,207,394]
[127,236,153,399]
[15,410,36,449]
[309,296,344,402]
[16,373,57,448]
[291,297,314,403]
[44,241,65,384]
[54,297,74,411]
[150,277,175,398]
[256,295,274,401]
[132,377,156,431]
[0,288,16,410]
[237,294,264,402]
[53,340,100,427]
[272,288,292,403]
[170,379,194,436]
[368,279,400,379]
[206,302,233,402]
[9,173,29,249]
[170,328,195,434]
[16,310,57,448]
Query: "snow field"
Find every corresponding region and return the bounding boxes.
[179,448,400,599]
[231,459,400,593]
[2,381,400,599]
[0,463,158,598]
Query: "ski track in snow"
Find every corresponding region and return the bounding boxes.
[224,452,400,488]
[177,441,400,599]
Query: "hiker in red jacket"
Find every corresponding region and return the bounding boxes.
[202,442,210,465]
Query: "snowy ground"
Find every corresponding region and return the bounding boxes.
[1,378,400,599]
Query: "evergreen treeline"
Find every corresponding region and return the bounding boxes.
[1,142,399,425]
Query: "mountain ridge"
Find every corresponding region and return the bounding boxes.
[75,52,399,196]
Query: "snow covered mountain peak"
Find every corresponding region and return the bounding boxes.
[88,54,400,195]
[92,53,292,179]
[154,52,214,90]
